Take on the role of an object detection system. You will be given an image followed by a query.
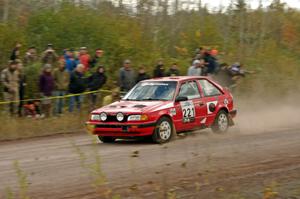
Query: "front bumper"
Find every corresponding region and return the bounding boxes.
[86,121,156,137]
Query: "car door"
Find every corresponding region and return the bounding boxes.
[198,79,224,126]
[174,80,206,131]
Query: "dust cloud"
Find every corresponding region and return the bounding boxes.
[233,93,300,134]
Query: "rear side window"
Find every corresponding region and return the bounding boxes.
[198,80,222,97]
[178,81,201,100]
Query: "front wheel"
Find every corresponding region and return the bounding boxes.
[152,117,174,144]
[211,110,229,133]
[98,136,116,143]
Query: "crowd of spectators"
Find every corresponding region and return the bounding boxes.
[1,42,224,118]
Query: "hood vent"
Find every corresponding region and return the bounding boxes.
[133,105,147,108]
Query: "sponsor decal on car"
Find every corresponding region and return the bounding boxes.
[180,100,195,123]
[207,101,218,114]
[169,108,176,116]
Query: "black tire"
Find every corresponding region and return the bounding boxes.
[211,110,229,133]
[98,136,116,143]
[152,117,174,144]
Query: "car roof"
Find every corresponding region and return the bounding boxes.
[141,76,209,83]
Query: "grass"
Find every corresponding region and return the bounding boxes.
[0,112,88,141]
[5,160,30,199]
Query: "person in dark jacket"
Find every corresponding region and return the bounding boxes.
[89,49,104,69]
[136,66,150,83]
[153,60,165,78]
[166,63,180,76]
[68,64,86,112]
[204,51,218,75]
[10,42,22,61]
[17,61,26,117]
[88,66,107,109]
[39,64,54,117]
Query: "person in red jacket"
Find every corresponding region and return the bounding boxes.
[79,47,91,71]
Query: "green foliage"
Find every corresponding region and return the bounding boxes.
[0,1,299,98]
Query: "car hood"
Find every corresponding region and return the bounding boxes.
[92,100,173,114]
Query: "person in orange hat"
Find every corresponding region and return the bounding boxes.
[210,49,218,57]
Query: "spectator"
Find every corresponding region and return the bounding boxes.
[64,49,78,73]
[41,44,58,65]
[23,100,42,118]
[23,47,38,66]
[69,64,86,112]
[79,47,91,71]
[119,59,135,92]
[17,60,26,117]
[187,60,202,76]
[88,66,107,109]
[90,49,104,69]
[153,60,165,78]
[204,51,217,75]
[102,88,120,106]
[136,66,150,83]
[39,64,54,117]
[10,42,22,61]
[0,60,20,116]
[166,63,180,76]
[53,59,70,115]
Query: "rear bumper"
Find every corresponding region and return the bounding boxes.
[86,121,156,137]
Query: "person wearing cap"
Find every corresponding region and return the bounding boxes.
[119,59,136,92]
[1,60,20,116]
[187,59,202,76]
[79,47,91,71]
[39,64,54,117]
[41,44,58,65]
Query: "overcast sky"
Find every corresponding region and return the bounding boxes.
[120,0,300,10]
[198,0,300,10]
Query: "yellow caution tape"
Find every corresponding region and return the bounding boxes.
[0,89,123,105]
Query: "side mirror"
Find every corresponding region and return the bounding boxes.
[175,96,188,102]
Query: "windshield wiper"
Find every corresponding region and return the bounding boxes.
[142,98,166,101]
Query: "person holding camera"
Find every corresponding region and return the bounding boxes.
[41,44,58,65]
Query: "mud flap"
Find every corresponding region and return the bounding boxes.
[228,116,235,126]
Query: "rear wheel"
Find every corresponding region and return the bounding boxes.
[211,110,229,133]
[98,136,116,143]
[152,117,174,144]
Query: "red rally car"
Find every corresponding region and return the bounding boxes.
[86,76,237,143]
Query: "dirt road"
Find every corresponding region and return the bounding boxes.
[1,122,300,199]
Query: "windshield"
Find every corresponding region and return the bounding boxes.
[123,81,177,101]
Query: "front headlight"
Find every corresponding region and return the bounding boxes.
[100,112,108,121]
[128,114,148,121]
[91,114,101,121]
[116,112,125,122]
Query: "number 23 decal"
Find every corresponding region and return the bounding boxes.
[180,101,195,123]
